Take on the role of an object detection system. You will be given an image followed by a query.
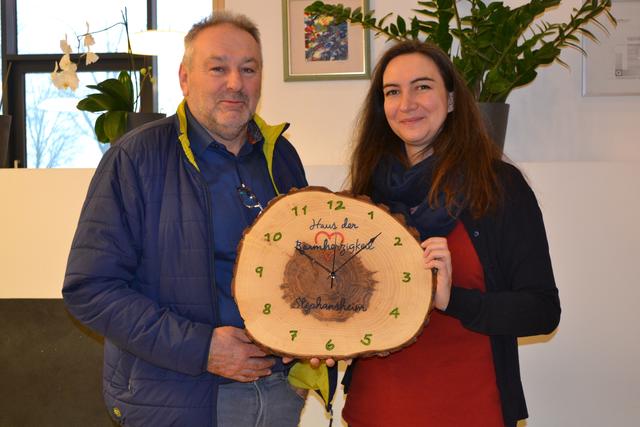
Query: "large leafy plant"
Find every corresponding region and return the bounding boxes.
[305,0,616,102]
[76,68,150,143]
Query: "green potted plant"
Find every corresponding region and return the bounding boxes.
[51,8,163,144]
[305,0,616,147]
[75,68,156,144]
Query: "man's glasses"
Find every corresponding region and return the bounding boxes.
[237,183,264,213]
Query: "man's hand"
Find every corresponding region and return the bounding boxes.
[207,326,275,382]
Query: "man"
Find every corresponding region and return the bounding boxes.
[63,12,308,426]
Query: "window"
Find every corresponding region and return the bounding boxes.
[16,0,147,55]
[25,71,117,168]
[1,0,211,168]
[156,0,212,115]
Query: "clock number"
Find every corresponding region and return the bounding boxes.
[389,307,400,318]
[367,211,374,219]
[263,303,271,315]
[394,237,403,246]
[402,272,411,283]
[327,200,346,211]
[291,205,307,216]
[325,339,335,351]
[255,266,264,277]
[360,333,373,346]
[264,232,282,242]
[290,330,298,341]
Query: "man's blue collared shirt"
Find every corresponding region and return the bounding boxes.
[186,107,276,329]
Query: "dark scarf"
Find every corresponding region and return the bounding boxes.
[371,155,459,240]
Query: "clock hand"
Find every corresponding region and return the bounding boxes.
[333,232,382,274]
[295,246,332,274]
[330,234,338,288]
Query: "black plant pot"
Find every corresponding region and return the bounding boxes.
[126,112,166,131]
[478,102,509,154]
[112,112,166,145]
[0,115,12,168]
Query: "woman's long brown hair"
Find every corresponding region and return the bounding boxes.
[349,41,501,218]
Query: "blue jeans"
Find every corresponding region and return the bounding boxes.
[216,371,306,427]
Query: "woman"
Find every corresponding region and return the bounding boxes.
[341,41,561,427]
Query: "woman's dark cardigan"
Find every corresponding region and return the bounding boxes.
[344,161,561,425]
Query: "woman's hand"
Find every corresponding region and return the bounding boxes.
[282,357,336,368]
[421,237,452,311]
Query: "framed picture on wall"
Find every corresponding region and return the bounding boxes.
[282,0,371,81]
[582,0,640,96]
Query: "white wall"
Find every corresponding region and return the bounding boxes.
[228,0,640,165]
[2,163,639,426]
[2,0,640,425]
[517,163,640,427]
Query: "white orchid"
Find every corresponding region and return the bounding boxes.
[83,22,99,65]
[83,23,96,47]
[51,23,102,90]
[52,8,156,144]
[51,60,80,91]
[59,35,72,54]
[58,53,75,71]
[51,34,80,90]
[85,51,99,65]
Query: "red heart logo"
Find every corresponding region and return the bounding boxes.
[314,231,345,245]
[314,232,345,263]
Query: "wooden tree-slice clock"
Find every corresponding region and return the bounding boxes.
[233,186,434,359]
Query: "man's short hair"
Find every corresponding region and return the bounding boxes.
[182,12,262,68]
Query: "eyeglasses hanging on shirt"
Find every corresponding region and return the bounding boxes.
[237,183,264,214]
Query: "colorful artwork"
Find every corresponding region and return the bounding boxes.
[304,13,348,62]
